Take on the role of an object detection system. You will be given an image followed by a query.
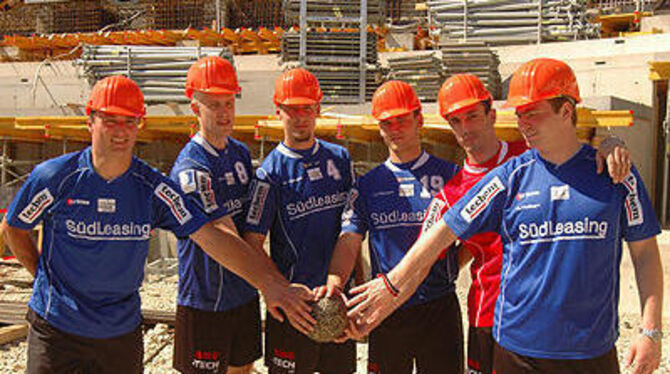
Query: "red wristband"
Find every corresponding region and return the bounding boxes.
[377,273,399,297]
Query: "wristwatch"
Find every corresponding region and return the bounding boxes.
[640,328,664,343]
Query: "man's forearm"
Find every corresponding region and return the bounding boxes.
[1,219,39,276]
[191,223,287,292]
[388,219,458,302]
[327,232,363,289]
[629,238,664,330]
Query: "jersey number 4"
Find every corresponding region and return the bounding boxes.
[326,159,342,181]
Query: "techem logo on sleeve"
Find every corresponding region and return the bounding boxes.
[460,177,505,223]
[19,188,54,224]
[155,183,192,225]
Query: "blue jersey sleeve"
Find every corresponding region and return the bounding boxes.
[6,163,58,230]
[443,167,508,241]
[341,181,368,235]
[239,153,254,219]
[344,151,356,187]
[620,166,661,242]
[152,175,208,238]
[244,167,278,235]
[171,164,231,222]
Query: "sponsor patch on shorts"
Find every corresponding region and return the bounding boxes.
[18,188,54,224]
[155,182,192,225]
[191,350,222,372]
[271,349,296,371]
[460,176,504,223]
[247,181,270,225]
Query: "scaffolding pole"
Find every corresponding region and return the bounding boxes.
[662,79,670,225]
[359,0,368,104]
[299,0,307,66]
[1,138,7,187]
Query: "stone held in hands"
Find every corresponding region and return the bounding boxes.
[307,295,348,343]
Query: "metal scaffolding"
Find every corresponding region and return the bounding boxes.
[285,0,380,104]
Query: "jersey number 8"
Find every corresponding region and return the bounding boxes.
[234,162,249,184]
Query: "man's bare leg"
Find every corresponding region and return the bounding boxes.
[228,363,254,374]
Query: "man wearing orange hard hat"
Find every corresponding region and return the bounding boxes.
[348,58,663,374]
[0,74,313,374]
[422,74,529,374]
[322,80,464,373]
[244,68,357,373]
[170,56,310,374]
[420,73,630,374]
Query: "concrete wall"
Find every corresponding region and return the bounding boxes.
[0,54,286,116]
[586,96,655,196]
[0,60,86,116]
[641,14,670,33]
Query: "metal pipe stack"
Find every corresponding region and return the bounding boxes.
[281,1,385,104]
[281,29,381,103]
[428,0,600,45]
[440,41,501,99]
[284,0,386,25]
[386,52,443,101]
[76,45,235,103]
[290,63,381,102]
[281,31,378,65]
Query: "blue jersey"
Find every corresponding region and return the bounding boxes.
[170,134,257,312]
[444,145,660,359]
[6,147,206,339]
[245,140,354,288]
[342,152,460,308]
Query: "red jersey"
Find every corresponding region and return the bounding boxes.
[420,140,527,327]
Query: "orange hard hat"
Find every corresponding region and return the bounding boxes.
[185,56,241,99]
[86,75,146,118]
[273,68,323,106]
[371,80,422,121]
[438,74,492,118]
[504,58,581,109]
